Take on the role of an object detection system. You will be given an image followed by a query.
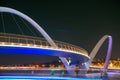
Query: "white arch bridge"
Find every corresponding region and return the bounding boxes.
[0,7,112,75]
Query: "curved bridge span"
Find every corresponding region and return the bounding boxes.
[0,33,89,63]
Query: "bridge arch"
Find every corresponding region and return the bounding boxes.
[86,35,112,71]
[0,7,72,74]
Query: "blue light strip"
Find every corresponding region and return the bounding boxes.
[0,45,90,62]
[0,76,101,80]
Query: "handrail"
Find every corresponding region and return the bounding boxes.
[0,33,88,55]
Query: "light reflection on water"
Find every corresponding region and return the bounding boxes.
[0,76,102,80]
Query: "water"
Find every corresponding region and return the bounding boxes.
[0,70,120,80]
[0,76,102,80]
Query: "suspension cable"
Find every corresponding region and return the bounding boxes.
[19,17,37,36]
[1,13,5,33]
[11,14,24,35]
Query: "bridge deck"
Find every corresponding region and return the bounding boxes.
[0,33,88,55]
[0,33,90,63]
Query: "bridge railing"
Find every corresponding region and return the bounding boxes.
[0,33,88,55]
